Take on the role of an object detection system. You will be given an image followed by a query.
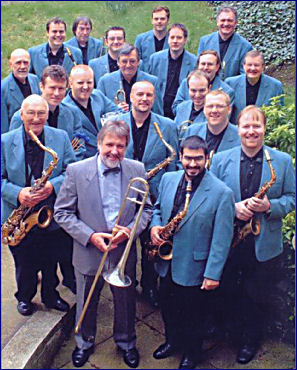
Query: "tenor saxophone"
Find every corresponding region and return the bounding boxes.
[231,149,276,248]
[1,130,58,246]
[146,122,176,180]
[146,180,192,261]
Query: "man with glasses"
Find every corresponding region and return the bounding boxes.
[89,26,126,87]
[97,44,162,114]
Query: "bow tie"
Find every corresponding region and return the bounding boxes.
[103,167,121,176]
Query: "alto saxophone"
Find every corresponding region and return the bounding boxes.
[1,130,58,246]
[146,122,176,180]
[231,149,276,248]
[146,180,192,261]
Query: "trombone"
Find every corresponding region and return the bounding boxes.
[74,177,150,335]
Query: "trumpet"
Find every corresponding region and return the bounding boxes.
[178,120,193,144]
[74,177,150,335]
[114,79,126,105]
[221,60,226,81]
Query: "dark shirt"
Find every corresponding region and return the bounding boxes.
[23,127,45,186]
[189,103,203,122]
[122,72,137,107]
[108,53,119,73]
[46,43,65,66]
[78,42,88,65]
[218,33,234,62]
[206,125,227,153]
[48,106,60,128]
[246,75,262,106]
[240,147,263,200]
[131,112,151,161]
[13,74,32,98]
[154,35,166,52]
[163,50,184,119]
[69,91,97,129]
[170,170,206,220]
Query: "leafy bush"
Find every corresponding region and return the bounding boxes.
[209,1,295,67]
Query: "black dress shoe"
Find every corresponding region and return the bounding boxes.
[178,353,201,369]
[17,301,34,316]
[122,348,139,368]
[143,288,159,308]
[153,342,176,359]
[236,343,257,364]
[45,297,70,312]
[72,346,94,367]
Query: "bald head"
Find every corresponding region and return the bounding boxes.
[69,64,94,107]
[131,80,155,114]
[21,95,49,136]
[9,49,31,83]
[70,64,94,79]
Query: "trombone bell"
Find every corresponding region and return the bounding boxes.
[103,267,131,287]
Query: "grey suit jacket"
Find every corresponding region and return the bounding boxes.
[54,155,153,275]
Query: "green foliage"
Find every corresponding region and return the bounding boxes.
[209,1,295,67]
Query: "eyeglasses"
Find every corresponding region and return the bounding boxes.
[204,104,229,110]
[108,36,124,41]
[119,58,138,65]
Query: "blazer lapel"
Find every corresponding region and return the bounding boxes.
[256,74,269,106]
[163,172,183,224]
[12,129,26,185]
[8,76,24,106]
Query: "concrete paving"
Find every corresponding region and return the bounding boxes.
[2,243,295,369]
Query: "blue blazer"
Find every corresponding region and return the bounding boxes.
[97,69,163,115]
[1,73,41,134]
[148,49,197,109]
[63,90,116,158]
[150,170,235,286]
[65,36,103,64]
[197,32,253,79]
[28,43,83,80]
[135,30,169,72]
[225,73,284,123]
[174,100,206,143]
[9,102,86,160]
[115,111,178,200]
[186,122,241,152]
[210,146,295,261]
[1,125,76,227]
[172,75,235,115]
[89,54,110,86]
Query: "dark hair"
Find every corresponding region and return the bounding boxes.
[197,49,221,72]
[168,23,188,38]
[72,16,92,35]
[217,6,238,20]
[187,70,211,88]
[46,17,66,32]
[40,65,68,86]
[97,120,130,147]
[180,135,208,155]
[117,44,140,61]
[105,26,126,40]
[152,6,170,19]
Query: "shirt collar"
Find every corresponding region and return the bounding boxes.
[240,147,263,162]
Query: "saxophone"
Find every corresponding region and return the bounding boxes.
[231,149,276,248]
[146,180,192,261]
[1,130,58,247]
[146,122,176,180]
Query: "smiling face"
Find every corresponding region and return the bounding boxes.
[69,67,94,106]
[188,75,209,111]
[244,55,264,84]
[40,76,67,110]
[198,53,220,82]
[131,82,155,114]
[180,147,207,180]
[21,97,48,136]
[204,93,231,130]
[106,29,125,54]
[217,10,237,40]
[9,50,30,83]
[98,132,127,168]
[47,22,66,50]
[152,10,169,33]
[117,49,139,81]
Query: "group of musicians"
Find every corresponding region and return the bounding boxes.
[1,4,295,370]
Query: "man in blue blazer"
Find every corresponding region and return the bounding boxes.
[89,26,126,86]
[150,135,234,369]
[225,50,284,123]
[63,65,116,158]
[1,49,40,134]
[210,106,295,364]
[197,6,252,80]
[28,17,83,80]
[149,23,197,119]
[115,81,178,307]
[1,95,76,317]
[65,16,103,65]
[135,5,170,72]
[186,90,240,156]
[172,49,234,114]
[9,65,86,161]
[97,44,163,115]
[175,70,210,144]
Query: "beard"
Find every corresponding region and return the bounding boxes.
[101,154,121,168]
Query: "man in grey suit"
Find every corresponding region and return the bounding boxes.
[54,120,153,368]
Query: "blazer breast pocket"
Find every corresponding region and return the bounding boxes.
[193,249,209,261]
